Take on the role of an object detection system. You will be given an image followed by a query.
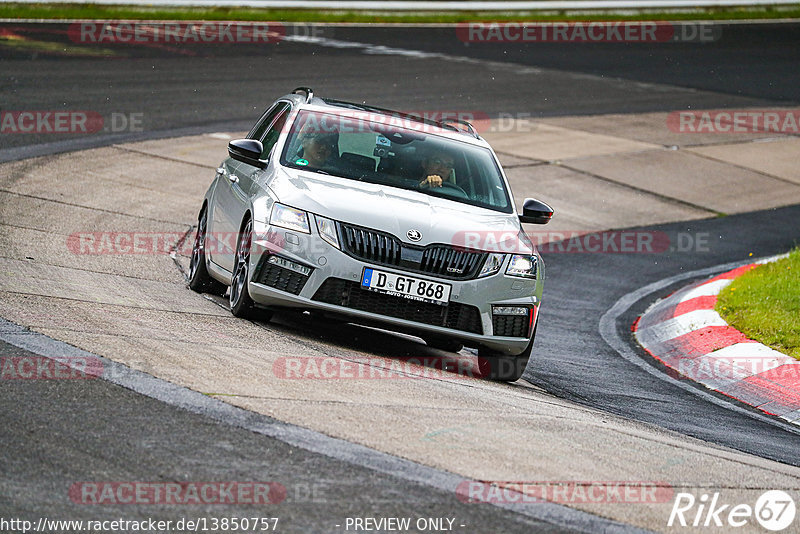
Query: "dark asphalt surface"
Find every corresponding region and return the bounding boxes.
[0,340,571,534]
[338,23,800,102]
[2,22,797,156]
[1,21,799,531]
[533,206,800,466]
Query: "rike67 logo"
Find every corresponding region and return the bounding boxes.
[668,490,796,531]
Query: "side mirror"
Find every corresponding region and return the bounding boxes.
[228,139,267,169]
[519,198,554,225]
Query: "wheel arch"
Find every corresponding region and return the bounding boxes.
[197,199,209,221]
[239,209,253,232]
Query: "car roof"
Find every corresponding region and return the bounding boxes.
[281,87,490,148]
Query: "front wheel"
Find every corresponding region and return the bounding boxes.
[477,324,537,382]
[229,219,256,318]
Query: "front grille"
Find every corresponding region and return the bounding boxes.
[338,223,485,280]
[492,315,529,337]
[420,246,485,279]
[312,278,483,335]
[340,224,402,266]
[252,256,311,296]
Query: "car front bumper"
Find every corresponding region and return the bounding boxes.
[247,221,543,354]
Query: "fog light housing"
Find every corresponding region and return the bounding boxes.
[492,306,535,338]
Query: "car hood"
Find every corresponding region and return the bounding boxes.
[268,167,532,253]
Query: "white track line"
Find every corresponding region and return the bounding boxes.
[636,309,728,346]
[599,258,800,436]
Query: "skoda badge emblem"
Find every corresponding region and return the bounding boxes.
[407,229,422,242]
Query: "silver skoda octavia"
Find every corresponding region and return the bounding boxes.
[189,88,553,381]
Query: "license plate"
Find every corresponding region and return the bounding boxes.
[361,268,451,306]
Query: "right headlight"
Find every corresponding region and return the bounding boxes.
[506,254,538,279]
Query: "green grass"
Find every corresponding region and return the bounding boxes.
[2,2,800,22]
[716,248,800,360]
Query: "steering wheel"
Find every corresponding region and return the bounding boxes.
[436,181,469,199]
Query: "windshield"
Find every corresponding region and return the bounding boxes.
[279,110,513,213]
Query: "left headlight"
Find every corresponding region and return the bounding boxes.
[506,254,538,279]
[270,203,310,234]
[478,253,505,278]
[315,215,340,249]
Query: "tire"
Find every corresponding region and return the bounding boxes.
[423,336,464,353]
[477,324,537,382]
[229,218,256,318]
[188,207,226,296]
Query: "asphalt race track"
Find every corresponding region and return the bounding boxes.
[1,21,800,533]
[2,23,798,156]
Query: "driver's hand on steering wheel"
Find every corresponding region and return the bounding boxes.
[419,174,443,188]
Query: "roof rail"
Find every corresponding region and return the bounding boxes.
[292,87,314,103]
[441,118,479,138]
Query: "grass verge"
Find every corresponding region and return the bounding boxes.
[716,248,800,360]
[2,2,800,22]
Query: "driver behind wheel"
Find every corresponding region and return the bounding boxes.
[418,150,455,189]
[296,123,340,169]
